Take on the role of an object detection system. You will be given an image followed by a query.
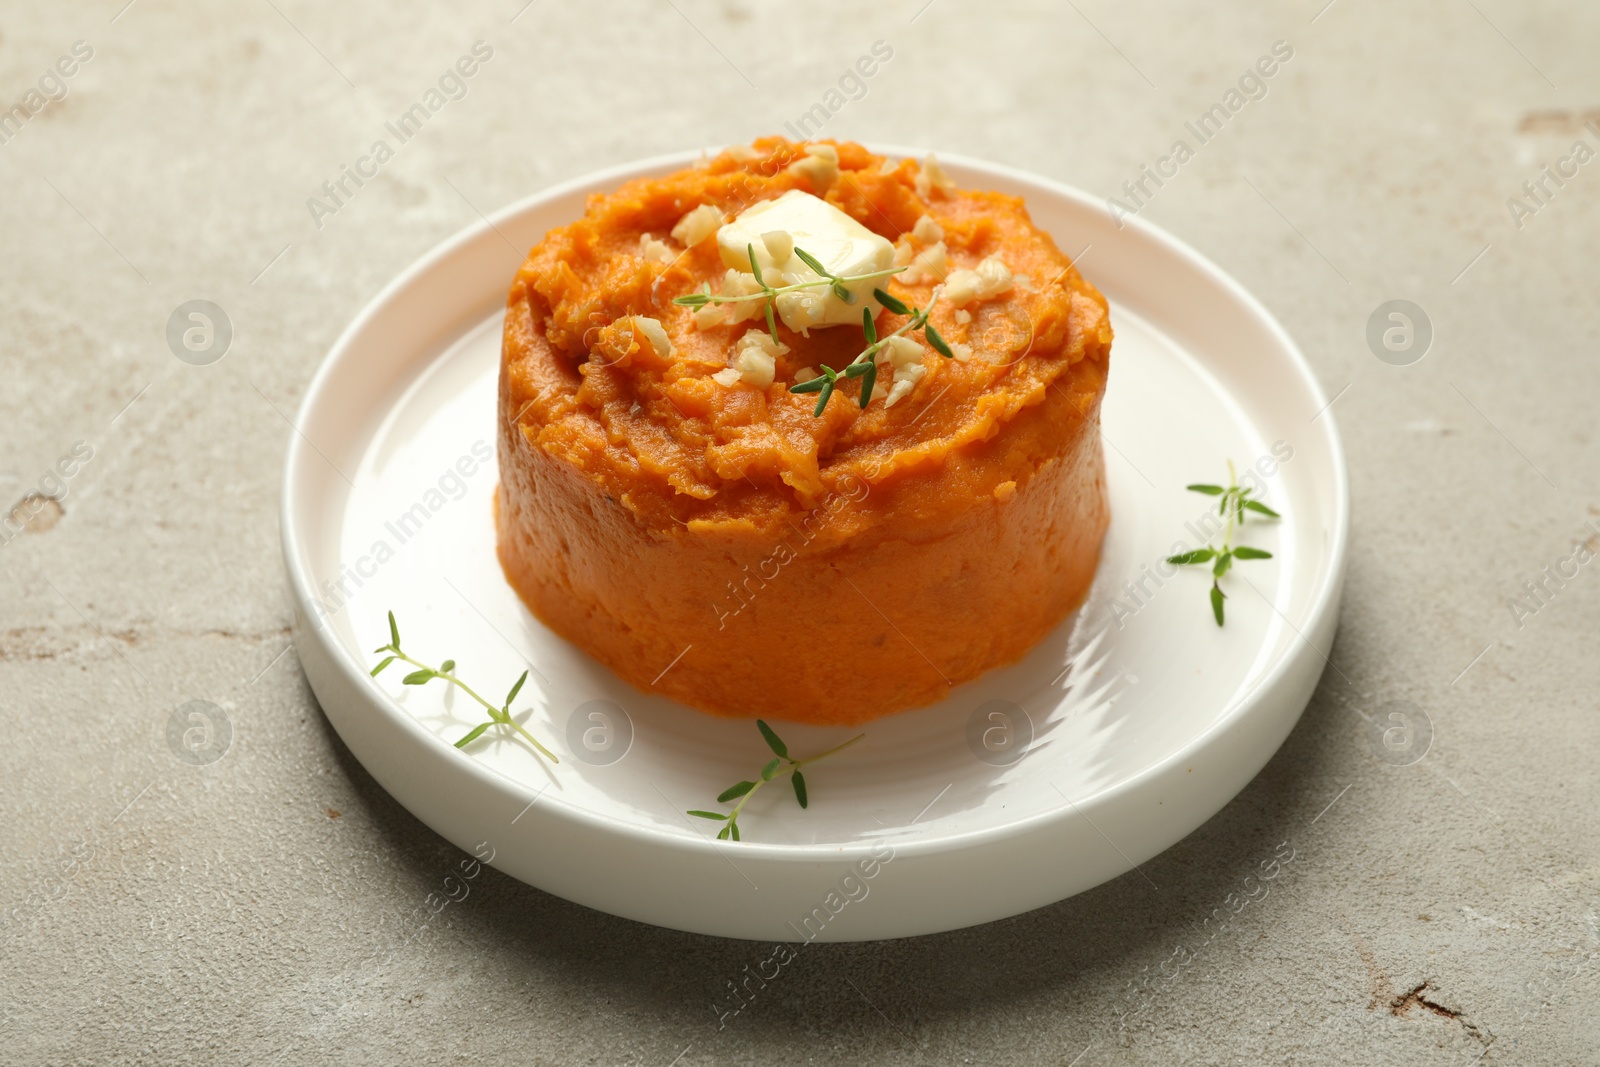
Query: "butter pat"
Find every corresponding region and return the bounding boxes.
[716,190,895,333]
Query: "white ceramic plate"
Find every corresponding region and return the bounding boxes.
[282,148,1347,942]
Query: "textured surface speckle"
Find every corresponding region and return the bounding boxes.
[2,1,1597,1063]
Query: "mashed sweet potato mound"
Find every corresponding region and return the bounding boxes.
[497,138,1111,725]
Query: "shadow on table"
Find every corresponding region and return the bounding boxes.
[314,648,1353,1058]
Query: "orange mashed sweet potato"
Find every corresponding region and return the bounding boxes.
[497,138,1111,725]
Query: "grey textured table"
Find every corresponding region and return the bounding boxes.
[3,1,1596,1063]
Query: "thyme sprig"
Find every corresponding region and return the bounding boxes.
[672,243,905,346]
[371,611,559,762]
[687,719,864,842]
[790,287,955,415]
[1166,461,1281,626]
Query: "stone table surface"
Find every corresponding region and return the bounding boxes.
[2,1,1597,1063]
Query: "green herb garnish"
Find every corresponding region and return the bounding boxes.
[1166,462,1281,626]
[687,719,864,841]
[789,286,951,415]
[371,611,558,762]
[673,243,905,346]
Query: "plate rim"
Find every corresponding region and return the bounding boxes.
[281,144,1349,865]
